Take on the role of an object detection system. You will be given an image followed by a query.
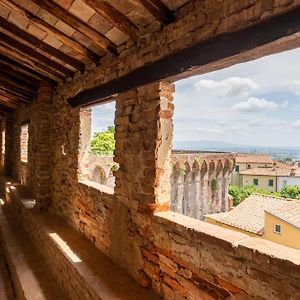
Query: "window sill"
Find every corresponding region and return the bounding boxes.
[78,180,114,196]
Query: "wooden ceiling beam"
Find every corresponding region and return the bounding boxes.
[0,74,36,95]
[0,89,30,103]
[0,47,63,82]
[0,54,53,83]
[0,95,19,109]
[137,0,174,24]
[0,64,40,86]
[0,16,84,71]
[0,31,73,77]
[30,0,117,55]
[0,84,34,102]
[82,0,139,41]
[1,0,99,63]
[68,6,300,107]
[0,100,16,112]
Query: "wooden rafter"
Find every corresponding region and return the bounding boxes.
[0,55,53,83]
[0,100,16,111]
[0,74,36,95]
[0,31,73,77]
[137,0,174,24]
[29,0,117,55]
[0,82,32,101]
[1,0,99,63]
[0,45,64,82]
[82,0,139,41]
[68,5,300,107]
[0,16,84,71]
[0,88,30,103]
[0,94,20,109]
[0,64,39,87]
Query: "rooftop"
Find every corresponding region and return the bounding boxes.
[206,194,300,234]
[239,166,293,177]
[236,153,273,164]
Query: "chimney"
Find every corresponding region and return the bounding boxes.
[290,168,296,176]
[272,162,277,171]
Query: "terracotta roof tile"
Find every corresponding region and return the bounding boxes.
[236,153,273,164]
[206,194,299,234]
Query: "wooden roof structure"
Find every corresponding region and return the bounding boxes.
[0,0,189,111]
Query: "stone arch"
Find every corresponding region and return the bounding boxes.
[91,165,107,185]
[216,159,223,177]
[201,160,208,178]
[223,159,230,176]
[208,160,215,177]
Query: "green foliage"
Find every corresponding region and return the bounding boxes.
[211,179,217,193]
[229,185,274,206]
[90,126,115,155]
[280,185,300,200]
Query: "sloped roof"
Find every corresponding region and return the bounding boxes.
[240,167,293,177]
[236,153,273,164]
[206,194,297,234]
[266,201,300,229]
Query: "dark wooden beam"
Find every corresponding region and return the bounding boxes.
[82,0,139,40]
[0,64,39,86]
[0,83,32,101]
[0,43,65,81]
[0,95,19,109]
[0,16,84,71]
[0,74,36,95]
[0,101,15,112]
[30,0,117,55]
[137,0,174,24]
[0,55,53,83]
[69,6,300,107]
[0,89,30,104]
[0,31,73,77]
[1,0,99,63]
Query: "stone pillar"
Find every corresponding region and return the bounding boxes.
[31,81,53,210]
[114,81,174,212]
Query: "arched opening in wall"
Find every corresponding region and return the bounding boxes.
[170,47,300,248]
[79,100,118,192]
[91,166,107,185]
[1,129,5,166]
[20,122,29,163]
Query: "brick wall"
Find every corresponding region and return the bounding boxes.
[3,1,300,299]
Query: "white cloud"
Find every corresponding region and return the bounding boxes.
[194,77,258,97]
[231,97,285,112]
[196,128,224,134]
[283,79,300,96]
[293,119,300,128]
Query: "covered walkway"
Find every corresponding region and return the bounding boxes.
[0,1,300,299]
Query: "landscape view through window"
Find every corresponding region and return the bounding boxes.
[170,47,300,250]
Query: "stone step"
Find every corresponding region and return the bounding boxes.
[0,205,70,300]
[8,186,160,300]
[0,243,15,300]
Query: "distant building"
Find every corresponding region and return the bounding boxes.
[230,153,273,187]
[206,194,300,249]
[240,166,300,192]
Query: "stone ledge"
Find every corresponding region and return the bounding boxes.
[79,180,114,196]
[154,211,300,266]
[8,184,159,300]
[0,205,69,300]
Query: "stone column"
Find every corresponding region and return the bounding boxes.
[31,81,53,210]
[114,81,174,212]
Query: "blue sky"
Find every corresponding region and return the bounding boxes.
[92,48,300,147]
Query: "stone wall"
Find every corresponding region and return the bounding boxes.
[3,1,300,299]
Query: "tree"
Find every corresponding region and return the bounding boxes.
[280,185,300,200]
[90,126,115,155]
[229,185,274,206]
